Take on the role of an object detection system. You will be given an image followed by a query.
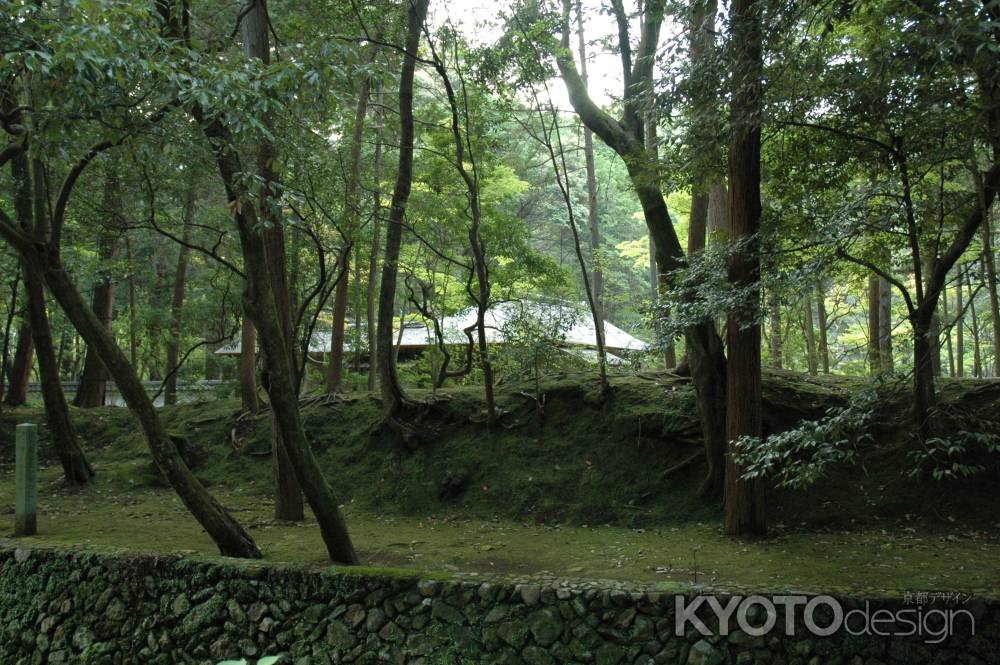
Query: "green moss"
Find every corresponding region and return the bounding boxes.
[1,370,999,595]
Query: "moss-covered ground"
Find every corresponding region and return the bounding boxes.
[0,369,998,596]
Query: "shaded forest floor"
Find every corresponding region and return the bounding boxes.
[1,369,998,595]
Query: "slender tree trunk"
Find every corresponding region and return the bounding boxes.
[74,167,121,408]
[879,277,894,372]
[329,45,378,393]
[3,323,32,407]
[803,291,817,375]
[816,279,829,373]
[982,212,1000,376]
[0,266,19,410]
[240,0,303,522]
[164,181,196,406]
[957,267,965,377]
[767,289,782,368]
[124,235,139,369]
[924,254,942,377]
[724,0,765,538]
[9,148,94,483]
[377,0,428,420]
[366,82,385,393]
[576,4,604,336]
[912,310,937,444]
[942,280,955,376]
[967,265,982,377]
[867,275,881,374]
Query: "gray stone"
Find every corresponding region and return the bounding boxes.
[520,585,542,606]
[379,621,405,643]
[596,643,626,665]
[498,621,531,649]
[528,608,564,647]
[430,599,464,625]
[522,645,557,665]
[170,594,191,617]
[687,640,724,665]
[325,621,355,650]
[366,608,386,632]
[417,580,441,597]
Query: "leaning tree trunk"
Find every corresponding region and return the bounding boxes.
[377,0,429,420]
[24,265,94,483]
[9,148,94,483]
[723,0,766,539]
[21,245,261,557]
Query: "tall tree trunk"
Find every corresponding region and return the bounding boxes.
[878,277,894,372]
[3,323,32,407]
[0,266,19,410]
[646,121,675,368]
[10,148,94,483]
[803,291,817,375]
[924,254,942,377]
[74,167,121,408]
[912,310,937,444]
[576,4,605,339]
[867,275,881,374]
[724,0,765,538]
[124,235,139,369]
[328,47,377,393]
[957,267,965,377]
[942,280,955,376]
[816,279,830,373]
[981,213,1000,376]
[767,289,782,368]
[967,264,982,377]
[240,0,303,522]
[377,0,428,420]
[164,180,196,406]
[366,81,385,393]
[239,316,259,412]
[556,0,726,495]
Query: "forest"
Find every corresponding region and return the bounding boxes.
[0,0,999,652]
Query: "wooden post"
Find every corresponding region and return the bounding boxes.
[15,423,38,536]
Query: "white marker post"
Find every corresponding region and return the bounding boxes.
[15,423,38,536]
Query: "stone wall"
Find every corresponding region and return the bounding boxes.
[0,545,996,665]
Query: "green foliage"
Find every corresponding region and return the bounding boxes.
[908,403,1000,480]
[733,385,882,490]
